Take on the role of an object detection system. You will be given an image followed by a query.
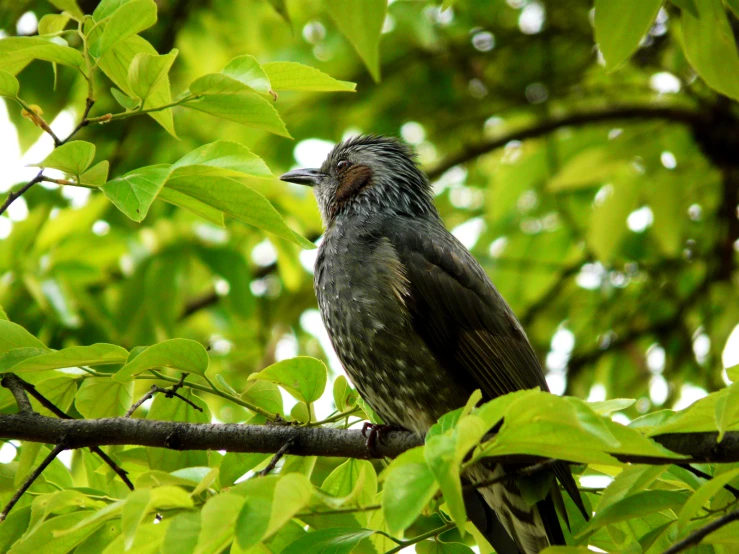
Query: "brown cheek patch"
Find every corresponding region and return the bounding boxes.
[335,165,373,204]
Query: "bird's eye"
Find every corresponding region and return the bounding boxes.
[336,160,350,171]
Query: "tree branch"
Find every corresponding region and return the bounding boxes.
[2,413,739,464]
[426,105,706,181]
[0,444,65,522]
[0,170,44,217]
[0,374,34,413]
[661,508,739,554]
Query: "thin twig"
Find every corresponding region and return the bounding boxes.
[680,465,739,498]
[259,437,296,476]
[15,375,134,491]
[0,443,65,522]
[386,521,457,554]
[0,171,44,217]
[64,97,95,143]
[662,509,739,554]
[1,374,34,414]
[125,375,201,418]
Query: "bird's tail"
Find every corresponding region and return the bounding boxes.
[465,464,567,554]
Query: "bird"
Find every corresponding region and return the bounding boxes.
[280,135,586,554]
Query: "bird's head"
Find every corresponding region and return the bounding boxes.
[280,135,437,225]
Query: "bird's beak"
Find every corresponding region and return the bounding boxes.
[279,168,323,187]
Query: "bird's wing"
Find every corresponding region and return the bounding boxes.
[385,219,588,522]
[385,220,548,398]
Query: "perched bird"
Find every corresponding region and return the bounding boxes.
[281,135,586,554]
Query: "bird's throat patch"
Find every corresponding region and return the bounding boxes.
[335,165,373,204]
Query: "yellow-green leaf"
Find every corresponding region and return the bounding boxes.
[595,0,662,69]
[113,338,209,382]
[248,356,327,404]
[325,0,385,82]
[37,140,96,178]
[262,62,356,92]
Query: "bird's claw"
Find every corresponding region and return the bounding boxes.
[362,422,400,457]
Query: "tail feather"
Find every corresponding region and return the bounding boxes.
[466,464,577,554]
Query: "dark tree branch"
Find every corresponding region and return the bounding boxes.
[0,444,65,522]
[1,374,34,414]
[0,170,44,217]
[8,376,134,491]
[125,375,200,417]
[3,413,739,464]
[426,105,706,181]
[259,437,296,477]
[661,508,739,554]
[680,464,739,498]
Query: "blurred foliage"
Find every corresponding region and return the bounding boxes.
[1,0,739,552]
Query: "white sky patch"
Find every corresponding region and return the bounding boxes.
[16,11,38,35]
[57,449,73,469]
[488,236,508,258]
[660,151,677,169]
[545,372,566,395]
[649,375,669,406]
[251,239,277,266]
[723,324,739,369]
[6,195,28,221]
[579,474,613,489]
[519,2,545,34]
[551,327,575,354]
[293,138,334,168]
[400,121,425,145]
[587,383,606,402]
[275,333,299,362]
[693,333,710,365]
[451,217,484,249]
[646,344,665,373]
[649,72,681,94]
[673,383,708,411]
[576,262,606,290]
[627,206,653,232]
[0,442,17,463]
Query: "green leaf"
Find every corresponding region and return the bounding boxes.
[262,62,356,92]
[158,187,225,226]
[75,377,133,417]
[98,35,176,136]
[248,356,327,404]
[266,0,291,23]
[80,160,109,186]
[715,383,739,441]
[587,174,640,262]
[727,0,739,18]
[186,74,291,137]
[166,175,314,248]
[325,0,385,82]
[194,494,244,554]
[416,541,475,554]
[583,490,688,533]
[49,0,85,20]
[161,511,200,554]
[0,304,7,320]
[0,348,48,372]
[588,399,636,416]
[332,375,356,412]
[146,391,210,471]
[0,37,85,75]
[128,49,178,103]
[8,343,128,372]
[241,379,284,417]
[424,435,466,529]
[113,338,209,382]
[682,0,739,100]
[383,447,439,534]
[222,55,272,95]
[0,70,20,97]
[102,164,170,221]
[7,511,103,554]
[322,459,377,522]
[671,0,699,17]
[38,141,96,178]
[267,473,313,536]
[220,452,270,487]
[170,140,272,179]
[677,468,739,531]
[282,528,375,554]
[97,0,158,57]
[122,487,193,550]
[0,320,48,354]
[38,14,71,35]
[548,147,629,191]
[0,506,31,554]
[728,364,739,383]
[111,87,139,110]
[594,0,662,69]
[234,477,276,550]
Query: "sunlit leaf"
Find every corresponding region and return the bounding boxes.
[102,164,169,221]
[49,0,85,20]
[97,0,158,57]
[0,70,19,97]
[0,321,49,354]
[128,49,178,103]
[38,14,71,36]
[282,527,374,554]
[8,343,127,372]
[75,377,133,418]
[594,0,662,69]
[38,141,96,178]
[325,0,385,82]
[0,37,84,75]
[113,338,209,382]
[248,356,327,404]
[262,62,356,92]
[383,447,439,534]
[222,55,272,95]
[171,140,272,179]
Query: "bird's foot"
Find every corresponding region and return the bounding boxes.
[361,422,401,457]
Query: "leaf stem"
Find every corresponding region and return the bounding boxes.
[141,371,277,421]
[86,95,199,124]
[385,521,457,553]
